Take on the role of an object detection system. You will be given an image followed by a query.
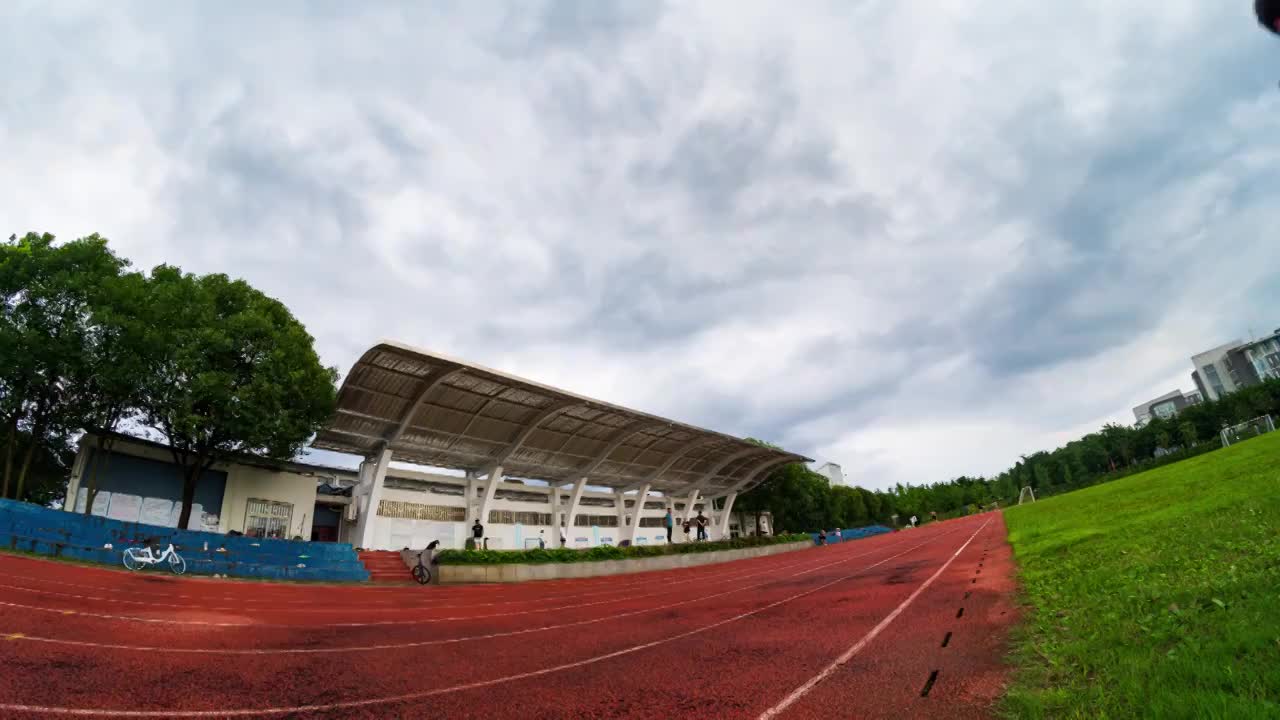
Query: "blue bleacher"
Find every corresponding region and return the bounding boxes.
[810,525,892,545]
[0,498,369,582]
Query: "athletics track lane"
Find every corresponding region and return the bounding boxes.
[0,514,1016,718]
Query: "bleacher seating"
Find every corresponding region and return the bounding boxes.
[0,498,369,582]
[810,525,892,544]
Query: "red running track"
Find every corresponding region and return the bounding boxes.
[0,513,1018,719]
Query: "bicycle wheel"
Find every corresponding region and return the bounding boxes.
[122,550,141,571]
[168,553,186,575]
[412,564,430,585]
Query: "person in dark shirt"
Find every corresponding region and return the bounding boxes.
[695,511,708,541]
[470,519,484,550]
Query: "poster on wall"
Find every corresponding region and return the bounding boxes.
[139,497,174,527]
[106,493,142,522]
[89,489,111,517]
[169,503,204,529]
[200,512,220,532]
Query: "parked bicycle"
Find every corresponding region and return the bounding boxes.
[411,540,440,585]
[122,541,186,575]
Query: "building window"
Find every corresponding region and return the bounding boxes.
[379,500,466,521]
[573,514,619,527]
[639,517,667,528]
[488,510,554,525]
[244,499,293,539]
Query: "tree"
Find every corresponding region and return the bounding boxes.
[77,270,153,513]
[0,232,129,501]
[1178,421,1198,448]
[135,266,338,529]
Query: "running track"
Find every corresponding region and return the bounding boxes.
[0,513,1017,719]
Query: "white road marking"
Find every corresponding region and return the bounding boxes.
[756,519,991,719]
[0,523,977,717]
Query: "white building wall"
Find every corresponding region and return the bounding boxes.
[219,465,321,539]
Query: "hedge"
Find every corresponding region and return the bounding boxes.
[433,533,812,565]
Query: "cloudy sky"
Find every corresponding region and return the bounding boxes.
[3,1,1278,490]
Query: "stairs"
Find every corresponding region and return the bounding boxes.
[358,550,414,584]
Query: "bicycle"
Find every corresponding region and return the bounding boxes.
[122,542,187,575]
[411,541,439,585]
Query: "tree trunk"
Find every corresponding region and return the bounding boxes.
[14,439,37,502]
[176,459,202,530]
[83,436,115,515]
[1,416,15,499]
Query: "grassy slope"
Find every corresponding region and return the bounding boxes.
[1001,432,1280,719]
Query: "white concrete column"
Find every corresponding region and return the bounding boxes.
[547,485,561,546]
[717,492,738,539]
[685,489,702,542]
[625,484,651,544]
[614,490,627,544]
[354,448,393,550]
[476,466,504,544]
[564,477,588,544]
[63,442,91,512]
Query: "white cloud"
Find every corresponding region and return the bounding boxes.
[2,0,1278,490]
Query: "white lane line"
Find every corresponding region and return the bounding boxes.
[0,531,941,630]
[756,519,991,720]
[0,529,959,655]
[0,523,975,717]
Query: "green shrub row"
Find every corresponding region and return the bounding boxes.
[433,533,812,565]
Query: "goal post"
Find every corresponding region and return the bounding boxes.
[1018,486,1035,505]
[1220,415,1276,448]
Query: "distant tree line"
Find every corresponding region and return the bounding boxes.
[738,379,1280,533]
[0,232,337,525]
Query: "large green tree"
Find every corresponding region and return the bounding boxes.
[136,266,338,528]
[0,232,129,501]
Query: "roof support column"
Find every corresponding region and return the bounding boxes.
[683,488,702,543]
[625,484,650,545]
[548,486,561,547]
[716,492,738,540]
[476,465,503,547]
[614,490,627,544]
[564,477,588,546]
[354,448,393,550]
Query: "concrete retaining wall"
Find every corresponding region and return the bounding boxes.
[436,540,812,584]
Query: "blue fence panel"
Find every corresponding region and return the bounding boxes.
[0,498,368,582]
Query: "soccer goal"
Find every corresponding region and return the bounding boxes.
[1018,486,1035,505]
[1221,415,1276,448]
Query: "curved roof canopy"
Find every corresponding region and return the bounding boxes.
[312,341,810,496]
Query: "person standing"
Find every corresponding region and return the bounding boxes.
[695,511,708,541]
[663,509,674,543]
[471,518,484,550]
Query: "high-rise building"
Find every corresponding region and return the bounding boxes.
[1132,389,1202,427]
[812,462,848,487]
[1191,340,1261,401]
[1241,328,1280,382]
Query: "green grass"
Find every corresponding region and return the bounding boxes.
[1001,431,1280,719]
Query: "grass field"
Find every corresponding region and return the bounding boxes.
[1001,431,1280,719]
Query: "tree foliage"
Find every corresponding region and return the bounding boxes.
[1,231,338,524]
[134,266,339,528]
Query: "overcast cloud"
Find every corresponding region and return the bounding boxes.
[3,1,1278,490]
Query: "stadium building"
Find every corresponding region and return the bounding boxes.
[61,341,807,551]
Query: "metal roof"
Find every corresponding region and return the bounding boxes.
[311,341,810,496]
